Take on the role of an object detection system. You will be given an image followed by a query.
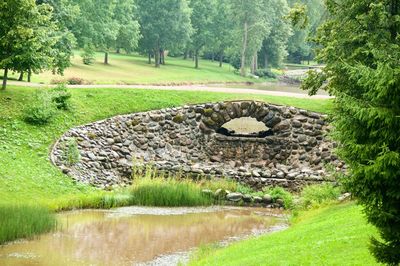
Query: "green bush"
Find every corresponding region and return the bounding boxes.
[0,205,57,245]
[23,91,57,125]
[298,184,342,210]
[51,84,72,110]
[81,44,96,65]
[63,138,81,165]
[254,69,277,79]
[263,186,294,209]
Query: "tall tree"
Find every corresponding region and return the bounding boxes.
[208,0,235,68]
[287,0,326,64]
[114,0,141,54]
[0,0,57,89]
[189,0,215,68]
[137,0,192,67]
[229,0,271,76]
[302,0,400,264]
[260,0,292,69]
[72,0,120,64]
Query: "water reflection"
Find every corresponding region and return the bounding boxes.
[0,207,285,266]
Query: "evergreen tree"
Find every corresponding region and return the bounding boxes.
[303,1,400,264]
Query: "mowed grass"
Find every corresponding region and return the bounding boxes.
[0,86,332,209]
[5,52,252,85]
[0,205,57,245]
[189,203,380,266]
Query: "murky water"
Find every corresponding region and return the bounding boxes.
[0,206,286,266]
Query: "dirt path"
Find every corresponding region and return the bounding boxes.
[8,81,331,99]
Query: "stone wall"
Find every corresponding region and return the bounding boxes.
[51,101,344,191]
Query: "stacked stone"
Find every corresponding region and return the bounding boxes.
[51,101,344,190]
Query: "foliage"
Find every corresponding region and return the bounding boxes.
[263,186,294,209]
[81,44,96,65]
[0,0,59,89]
[63,138,80,165]
[23,91,58,125]
[297,184,342,210]
[51,84,72,110]
[0,205,57,245]
[137,0,192,67]
[302,0,400,264]
[189,203,379,265]
[254,69,277,79]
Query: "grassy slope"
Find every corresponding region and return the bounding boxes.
[0,86,332,208]
[5,52,253,85]
[190,203,380,266]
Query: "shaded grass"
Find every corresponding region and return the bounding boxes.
[4,52,253,85]
[189,203,380,266]
[0,205,57,245]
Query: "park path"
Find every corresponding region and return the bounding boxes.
[8,81,331,99]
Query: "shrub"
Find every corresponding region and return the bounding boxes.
[298,184,342,210]
[81,44,96,65]
[67,77,85,85]
[0,205,57,245]
[23,91,57,125]
[263,186,294,209]
[63,138,81,165]
[51,84,72,110]
[254,69,277,79]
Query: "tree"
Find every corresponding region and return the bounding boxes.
[302,0,400,264]
[72,0,120,64]
[189,0,215,68]
[0,0,57,89]
[229,0,271,76]
[114,0,141,54]
[287,0,326,64]
[137,0,192,67]
[208,0,234,68]
[259,0,292,69]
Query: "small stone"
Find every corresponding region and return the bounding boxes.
[253,196,263,203]
[262,194,273,204]
[242,194,253,203]
[210,156,222,163]
[252,170,260,177]
[226,192,243,202]
[276,199,285,207]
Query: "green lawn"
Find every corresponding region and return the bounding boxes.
[0,86,332,209]
[189,203,380,266]
[4,52,254,85]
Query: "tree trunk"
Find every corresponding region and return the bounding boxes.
[184,50,188,60]
[195,49,199,69]
[219,51,223,67]
[254,52,258,71]
[161,50,165,65]
[2,68,8,90]
[240,21,248,76]
[18,71,24,81]
[251,55,256,74]
[148,52,152,64]
[116,48,120,54]
[28,69,32,82]
[154,47,160,68]
[264,51,269,69]
[104,52,109,64]
[211,53,214,62]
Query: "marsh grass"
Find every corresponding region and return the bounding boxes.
[0,205,57,245]
[130,163,237,207]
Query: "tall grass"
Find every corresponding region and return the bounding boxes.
[0,205,57,245]
[297,183,342,210]
[130,177,213,207]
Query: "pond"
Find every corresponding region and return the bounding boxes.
[0,206,286,266]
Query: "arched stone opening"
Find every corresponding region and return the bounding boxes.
[216,117,274,138]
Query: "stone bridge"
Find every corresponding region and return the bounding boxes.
[51,101,344,191]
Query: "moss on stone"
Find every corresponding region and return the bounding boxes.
[203,108,214,117]
[173,114,186,123]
